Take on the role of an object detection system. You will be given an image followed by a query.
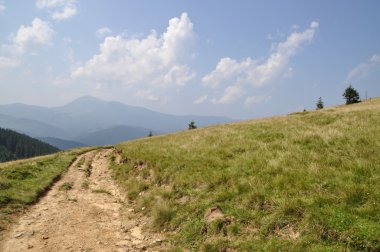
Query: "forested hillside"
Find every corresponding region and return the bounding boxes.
[0,128,59,162]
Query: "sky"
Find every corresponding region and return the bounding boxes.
[0,0,379,119]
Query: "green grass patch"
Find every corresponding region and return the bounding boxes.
[59,182,73,191]
[152,200,176,230]
[111,98,380,251]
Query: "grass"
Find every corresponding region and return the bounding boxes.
[81,181,89,189]
[0,147,96,232]
[59,182,73,191]
[82,163,92,177]
[67,197,77,203]
[111,98,380,251]
[77,157,92,177]
[76,156,86,168]
[92,189,112,195]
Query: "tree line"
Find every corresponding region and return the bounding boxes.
[0,128,59,162]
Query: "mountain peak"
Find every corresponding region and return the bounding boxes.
[69,96,104,104]
[55,96,110,115]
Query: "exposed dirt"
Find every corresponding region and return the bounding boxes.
[0,149,165,251]
[204,206,225,223]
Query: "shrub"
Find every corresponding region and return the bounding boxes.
[188,120,197,130]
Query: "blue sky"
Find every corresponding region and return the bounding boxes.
[0,0,379,119]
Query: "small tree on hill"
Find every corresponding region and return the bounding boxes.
[316,97,324,110]
[343,85,360,104]
[188,120,197,130]
[148,131,153,137]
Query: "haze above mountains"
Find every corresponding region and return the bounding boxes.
[0,96,232,149]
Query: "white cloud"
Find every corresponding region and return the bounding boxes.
[3,18,54,55]
[96,27,112,39]
[0,18,53,68]
[203,21,319,88]
[346,54,380,82]
[244,95,271,107]
[0,3,6,13]
[0,56,20,68]
[36,0,77,20]
[202,57,255,88]
[51,5,76,20]
[211,85,245,104]
[72,13,196,100]
[36,0,68,8]
[135,89,159,101]
[193,95,208,104]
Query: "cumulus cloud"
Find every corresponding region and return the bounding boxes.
[1,18,54,56]
[0,18,53,68]
[72,13,196,100]
[202,57,255,89]
[96,27,112,39]
[211,85,245,104]
[346,54,380,82]
[244,95,271,107]
[51,5,76,20]
[193,95,208,104]
[203,21,318,105]
[36,0,77,20]
[203,21,319,88]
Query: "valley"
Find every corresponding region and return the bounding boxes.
[0,96,232,149]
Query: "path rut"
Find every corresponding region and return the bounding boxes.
[0,149,165,252]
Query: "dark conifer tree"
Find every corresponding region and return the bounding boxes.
[343,85,361,104]
[0,128,58,162]
[316,97,324,110]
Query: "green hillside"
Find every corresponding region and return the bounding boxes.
[0,128,59,162]
[111,98,380,251]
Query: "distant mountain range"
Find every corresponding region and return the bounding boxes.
[0,96,232,148]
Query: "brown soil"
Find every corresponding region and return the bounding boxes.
[0,149,165,252]
[204,206,225,223]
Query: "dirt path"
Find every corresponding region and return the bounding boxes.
[0,149,165,252]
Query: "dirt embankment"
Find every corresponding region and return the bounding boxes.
[0,149,165,252]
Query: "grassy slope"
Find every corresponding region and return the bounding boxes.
[112,98,380,251]
[0,147,95,232]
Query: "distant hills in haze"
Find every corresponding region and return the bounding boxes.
[0,96,232,149]
[36,137,86,150]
